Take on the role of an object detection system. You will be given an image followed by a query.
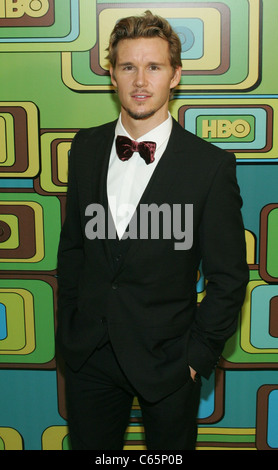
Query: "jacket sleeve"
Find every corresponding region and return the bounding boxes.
[57,132,85,317]
[187,153,249,378]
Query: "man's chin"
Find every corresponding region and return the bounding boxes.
[126,108,156,121]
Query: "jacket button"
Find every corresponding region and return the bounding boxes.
[112,282,119,290]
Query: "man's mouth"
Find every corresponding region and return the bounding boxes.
[131,93,151,101]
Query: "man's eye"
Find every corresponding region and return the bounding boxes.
[149,65,159,71]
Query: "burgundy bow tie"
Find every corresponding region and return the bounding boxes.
[116,135,156,165]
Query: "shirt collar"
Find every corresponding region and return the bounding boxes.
[115,112,173,150]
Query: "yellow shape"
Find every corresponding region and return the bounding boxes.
[0,102,39,178]
[61,0,260,93]
[124,445,147,450]
[57,142,71,184]
[0,292,25,350]
[125,426,145,434]
[42,426,69,450]
[0,201,44,263]
[132,396,140,407]
[0,116,7,164]
[197,446,256,450]
[245,230,256,264]
[239,279,278,354]
[0,113,16,167]
[99,7,221,72]
[198,427,256,435]
[197,427,256,450]
[0,427,23,450]
[0,214,19,249]
[0,0,96,52]
[39,132,76,193]
[61,51,114,92]
[171,97,278,161]
[0,288,36,355]
[175,0,260,91]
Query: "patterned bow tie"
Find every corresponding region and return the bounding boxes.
[116,135,156,165]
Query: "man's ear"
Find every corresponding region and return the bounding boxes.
[110,66,117,88]
[170,66,182,89]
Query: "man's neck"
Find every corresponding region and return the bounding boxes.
[120,109,169,140]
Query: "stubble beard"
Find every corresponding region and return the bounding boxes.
[124,106,156,121]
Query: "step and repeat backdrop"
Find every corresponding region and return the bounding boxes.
[0,0,278,450]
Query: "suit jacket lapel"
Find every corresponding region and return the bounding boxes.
[93,121,116,208]
[138,119,183,205]
[87,120,117,272]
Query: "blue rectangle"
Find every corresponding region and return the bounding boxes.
[0,179,33,188]
[169,18,204,59]
[0,303,7,340]
[267,389,278,448]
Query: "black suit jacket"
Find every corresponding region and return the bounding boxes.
[56,118,249,402]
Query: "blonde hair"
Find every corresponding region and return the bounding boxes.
[107,10,182,71]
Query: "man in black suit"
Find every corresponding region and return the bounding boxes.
[56,11,249,450]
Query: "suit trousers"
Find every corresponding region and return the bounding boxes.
[64,341,201,450]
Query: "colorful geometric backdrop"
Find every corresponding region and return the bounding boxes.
[0,0,277,450]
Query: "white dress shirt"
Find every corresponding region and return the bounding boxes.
[107,112,173,239]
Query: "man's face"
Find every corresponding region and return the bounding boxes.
[110,37,181,128]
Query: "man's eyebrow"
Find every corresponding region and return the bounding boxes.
[117,61,134,66]
[117,61,165,66]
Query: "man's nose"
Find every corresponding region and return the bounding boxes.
[133,68,147,87]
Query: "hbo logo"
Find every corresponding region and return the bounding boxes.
[202,119,251,139]
[0,0,49,18]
